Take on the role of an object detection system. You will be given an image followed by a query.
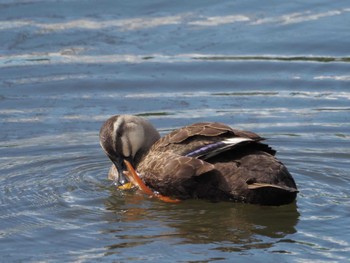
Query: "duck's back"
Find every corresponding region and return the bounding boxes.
[137,122,298,205]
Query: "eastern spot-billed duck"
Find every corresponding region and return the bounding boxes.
[99,115,298,205]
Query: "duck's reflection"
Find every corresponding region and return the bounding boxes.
[103,189,299,255]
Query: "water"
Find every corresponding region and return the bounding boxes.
[1,1,350,262]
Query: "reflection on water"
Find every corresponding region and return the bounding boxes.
[104,193,299,257]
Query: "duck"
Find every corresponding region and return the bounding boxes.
[99,115,298,205]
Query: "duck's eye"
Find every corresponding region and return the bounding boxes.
[116,131,122,138]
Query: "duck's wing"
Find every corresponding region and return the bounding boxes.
[166,122,262,144]
[152,122,275,159]
[185,137,254,160]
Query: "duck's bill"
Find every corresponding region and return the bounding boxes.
[110,158,134,189]
[108,162,134,190]
[123,160,180,203]
[118,182,134,190]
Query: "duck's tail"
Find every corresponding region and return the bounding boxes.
[247,182,298,193]
[246,182,298,206]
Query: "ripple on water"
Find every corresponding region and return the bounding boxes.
[0,135,110,240]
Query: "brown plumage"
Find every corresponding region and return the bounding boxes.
[100,115,298,205]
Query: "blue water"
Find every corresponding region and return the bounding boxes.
[1,1,350,262]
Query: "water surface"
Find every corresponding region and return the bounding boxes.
[1,1,350,262]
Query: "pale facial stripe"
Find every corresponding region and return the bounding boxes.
[121,135,131,157]
[113,116,124,155]
[112,115,146,159]
[126,123,145,158]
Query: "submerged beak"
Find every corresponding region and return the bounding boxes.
[112,157,134,190]
[112,159,127,185]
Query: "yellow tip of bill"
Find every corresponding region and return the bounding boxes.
[118,182,134,190]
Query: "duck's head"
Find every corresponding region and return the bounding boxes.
[99,115,160,187]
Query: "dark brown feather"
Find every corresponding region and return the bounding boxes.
[133,122,297,205]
